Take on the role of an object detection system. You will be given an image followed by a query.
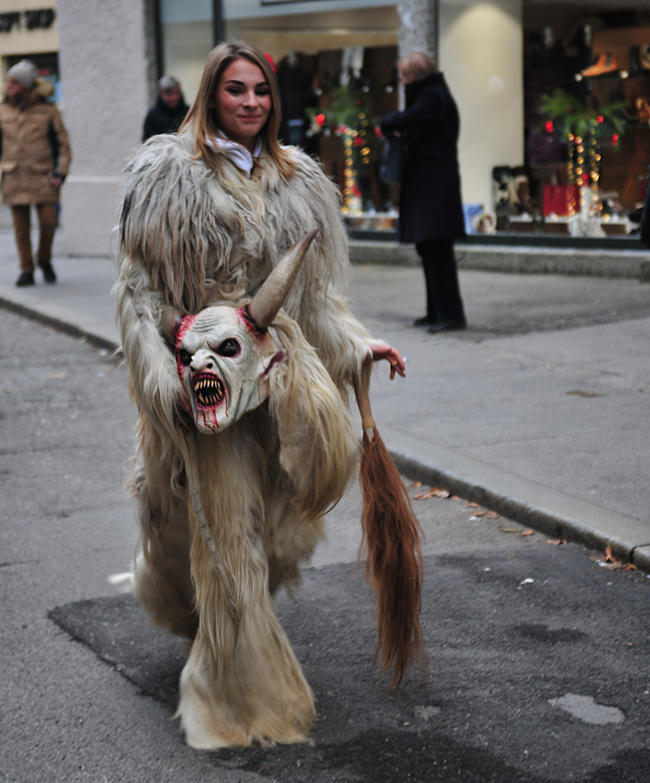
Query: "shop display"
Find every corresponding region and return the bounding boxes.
[513,11,650,240]
[297,46,398,229]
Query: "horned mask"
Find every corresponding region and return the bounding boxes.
[172,231,316,434]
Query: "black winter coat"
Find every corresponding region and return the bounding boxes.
[142,95,189,141]
[381,72,465,243]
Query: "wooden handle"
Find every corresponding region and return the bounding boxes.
[354,360,375,432]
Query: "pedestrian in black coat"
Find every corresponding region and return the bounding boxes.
[380,52,466,332]
[142,75,189,141]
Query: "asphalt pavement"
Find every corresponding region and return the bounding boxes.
[1,305,648,782]
[1,226,649,572]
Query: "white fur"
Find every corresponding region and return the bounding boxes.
[115,133,370,748]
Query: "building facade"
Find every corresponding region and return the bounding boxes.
[49,1,650,255]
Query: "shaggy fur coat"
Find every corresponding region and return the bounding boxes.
[114,131,375,748]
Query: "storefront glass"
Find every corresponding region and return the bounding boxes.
[490,3,650,243]
[156,1,650,245]
[225,1,400,233]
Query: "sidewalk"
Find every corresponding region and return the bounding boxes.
[1,228,649,572]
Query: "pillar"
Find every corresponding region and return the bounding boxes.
[56,0,155,256]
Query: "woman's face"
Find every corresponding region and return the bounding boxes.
[214,57,272,151]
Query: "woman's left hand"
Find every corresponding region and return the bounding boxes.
[368,338,406,380]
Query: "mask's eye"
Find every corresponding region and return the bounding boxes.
[217,338,240,358]
[178,349,192,366]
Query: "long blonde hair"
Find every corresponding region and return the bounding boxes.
[180,41,296,181]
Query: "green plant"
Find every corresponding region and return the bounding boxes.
[539,88,627,137]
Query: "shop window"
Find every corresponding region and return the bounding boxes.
[275,45,399,233]
[497,5,650,242]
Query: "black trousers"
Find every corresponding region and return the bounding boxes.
[416,238,466,323]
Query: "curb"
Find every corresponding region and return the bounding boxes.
[0,294,119,355]
[1,293,648,575]
[390,449,650,574]
[348,239,650,280]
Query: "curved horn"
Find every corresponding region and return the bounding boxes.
[248,229,317,329]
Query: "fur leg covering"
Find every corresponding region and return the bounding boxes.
[131,418,198,639]
[178,596,315,749]
[175,424,316,748]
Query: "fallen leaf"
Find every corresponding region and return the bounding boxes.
[601,545,637,571]
[546,538,568,545]
[465,501,480,508]
[432,488,451,498]
[414,487,451,500]
[472,510,488,517]
[410,481,422,488]
[566,389,601,398]
[500,527,522,533]
[486,511,500,518]
[521,529,536,537]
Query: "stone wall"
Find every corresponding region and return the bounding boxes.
[57,0,153,256]
[397,0,437,62]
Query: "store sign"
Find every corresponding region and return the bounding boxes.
[261,1,336,5]
[0,8,55,33]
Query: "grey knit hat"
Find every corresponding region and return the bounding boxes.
[7,59,37,88]
[158,75,180,92]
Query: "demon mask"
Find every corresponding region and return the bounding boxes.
[172,230,316,434]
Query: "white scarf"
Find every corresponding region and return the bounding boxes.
[205,133,262,176]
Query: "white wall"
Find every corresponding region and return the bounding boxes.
[440,0,523,211]
[57,0,150,256]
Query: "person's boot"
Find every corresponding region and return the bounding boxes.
[39,261,57,283]
[426,318,467,334]
[413,315,437,327]
[15,271,34,287]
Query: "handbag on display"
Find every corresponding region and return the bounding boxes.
[379,136,405,184]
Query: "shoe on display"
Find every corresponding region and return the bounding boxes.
[15,271,34,287]
[640,43,650,70]
[581,52,619,77]
[39,262,57,283]
[636,97,650,124]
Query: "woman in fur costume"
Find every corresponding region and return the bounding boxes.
[115,41,408,749]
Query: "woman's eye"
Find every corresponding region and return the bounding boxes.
[179,349,192,366]
[256,87,270,96]
[217,339,240,357]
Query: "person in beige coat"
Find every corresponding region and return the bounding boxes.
[0,60,71,286]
